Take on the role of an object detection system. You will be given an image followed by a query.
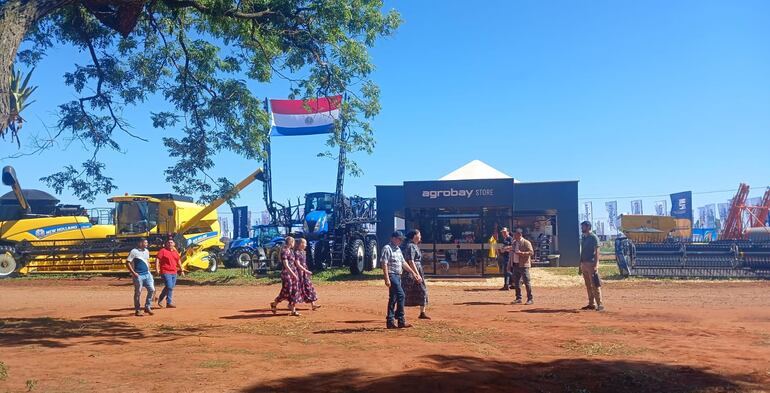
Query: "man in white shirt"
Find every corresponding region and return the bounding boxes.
[126,238,155,316]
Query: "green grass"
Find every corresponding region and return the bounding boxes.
[543,262,624,280]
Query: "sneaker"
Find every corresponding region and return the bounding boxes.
[581,304,596,310]
[418,313,431,320]
[166,304,177,309]
[499,286,510,291]
[511,299,522,304]
[398,322,413,329]
[386,320,398,329]
[525,299,534,305]
[144,307,154,316]
[134,310,143,317]
[596,305,605,312]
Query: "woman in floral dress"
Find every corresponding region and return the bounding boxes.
[294,238,321,311]
[270,236,303,316]
[402,229,430,319]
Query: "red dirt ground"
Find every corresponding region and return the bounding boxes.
[0,277,769,393]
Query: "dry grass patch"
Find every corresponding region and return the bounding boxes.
[232,319,317,337]
[587,325,625,335]
[561,340,646,357]
[409,321,498,344]
[199,359,232,369]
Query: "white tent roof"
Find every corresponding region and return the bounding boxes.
[439,160,516,181]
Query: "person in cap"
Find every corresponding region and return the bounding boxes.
[498,227,513,290]
[508,229,534,305]
[381,231,422,329]
[579,221,604,311]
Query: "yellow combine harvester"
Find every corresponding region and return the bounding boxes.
[0,166,264,277]
[619,215,683,243]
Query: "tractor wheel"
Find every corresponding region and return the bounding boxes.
[206,253,219,272]
[314,241,330,271]
[364,238,378,271]
[348,239,366,275]
[306,243,315,269]
[229,248,253,269]
[0,246,19,278]
[268,248,281,270]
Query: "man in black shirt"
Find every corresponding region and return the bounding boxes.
[498,227,513,290]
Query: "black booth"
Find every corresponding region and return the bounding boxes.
[376,178,579,276]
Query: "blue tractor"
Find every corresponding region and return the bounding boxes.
[302,192,378,274]
[223,224,285,270]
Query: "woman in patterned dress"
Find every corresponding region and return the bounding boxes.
[402,229,430,319]
[270,236,303,316]
[294,238,321,311]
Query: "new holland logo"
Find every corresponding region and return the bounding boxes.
[422,188,475,199]
[29,223,92,239]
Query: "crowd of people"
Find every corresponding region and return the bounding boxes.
[124,221,605,323]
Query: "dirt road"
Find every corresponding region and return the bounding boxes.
[1,277,768,392]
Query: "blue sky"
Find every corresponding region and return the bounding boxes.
[2,0,769,228]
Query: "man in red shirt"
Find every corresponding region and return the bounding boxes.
[155,239,184,308]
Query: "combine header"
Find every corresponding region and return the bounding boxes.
[615,185,770,278]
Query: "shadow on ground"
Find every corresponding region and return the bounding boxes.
[0,317,145,348]
[454,301,510,306]
[241,355,760,393]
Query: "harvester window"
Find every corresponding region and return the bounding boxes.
[116,201,159,234]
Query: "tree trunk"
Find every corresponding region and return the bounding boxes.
[0,0,73,133]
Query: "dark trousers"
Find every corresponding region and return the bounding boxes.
[512,266,533,301]
[499,255,512,286]
[158,273,177,306]
[386,273,405,323]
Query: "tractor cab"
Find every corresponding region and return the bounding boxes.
[303,192,334,237]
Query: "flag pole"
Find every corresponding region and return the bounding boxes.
[334,94,347,229]
[263,98,276,225]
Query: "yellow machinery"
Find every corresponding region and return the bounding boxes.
[619,215,684,243]
[0,166,264,277]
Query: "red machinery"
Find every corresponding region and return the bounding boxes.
[720,184,770,240]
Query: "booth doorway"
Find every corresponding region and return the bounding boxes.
[406,207,512,277]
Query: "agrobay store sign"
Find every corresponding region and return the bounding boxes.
[404,179,514,208]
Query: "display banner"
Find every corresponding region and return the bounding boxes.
[697,206,706,228]
[670,191,693,221]
[605,201,618,230]
[584,201,593,224]
[232,206,249,239]
[718,203,730,222]
[692,228,718,242]
[705,204,717,228]
[654,200,667,216]
[631,200,643,215]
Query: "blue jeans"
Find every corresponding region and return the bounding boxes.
[158,273,177,306]
[133,273,155,311]
[500,255,512,286]
[386,273,405,323]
